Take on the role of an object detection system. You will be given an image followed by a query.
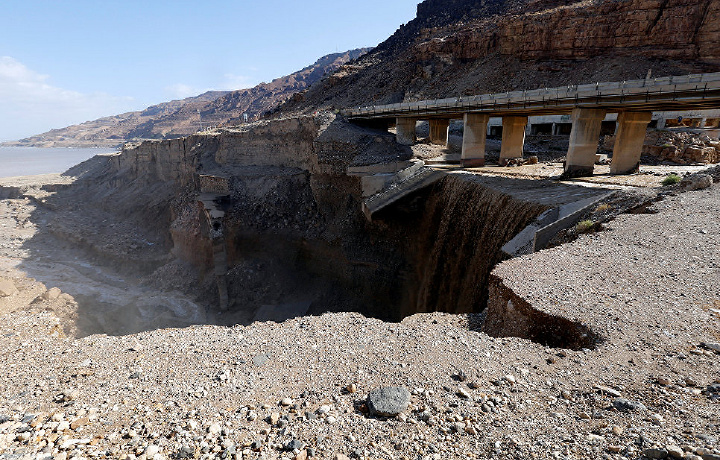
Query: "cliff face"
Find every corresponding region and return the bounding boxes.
[74,114,546,322]
[4,49,368,148]
[281,0,720,112]
[417,0,720,62]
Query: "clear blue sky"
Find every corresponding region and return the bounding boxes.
[0,0,420,141]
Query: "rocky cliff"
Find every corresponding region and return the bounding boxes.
[281,0,720,113]
[3,49,368,148]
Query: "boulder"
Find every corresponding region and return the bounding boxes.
[42,287,62,301]
[367,386,411,416]
[681,174,714,191]
[0,279,18,297]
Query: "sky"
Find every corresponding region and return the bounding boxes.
[0,0,420,142]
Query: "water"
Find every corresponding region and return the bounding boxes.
[0,147,118,179]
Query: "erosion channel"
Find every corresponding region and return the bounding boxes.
[2,114,599,345]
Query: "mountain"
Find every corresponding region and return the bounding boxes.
[3,48,369,148]
[279,0,720,113]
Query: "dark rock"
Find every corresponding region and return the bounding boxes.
[697,433,717,444]
[177,446,195,458]
[642,448,668,459]
[367,386,411,416]
[613,398,646,412]
[251,440,263,451]
[285,439,305,451]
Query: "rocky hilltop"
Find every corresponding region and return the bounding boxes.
[281,0,720,112]
[3,49,368,148]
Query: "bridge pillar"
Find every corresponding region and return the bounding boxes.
[429,119,450,145]
[564,108,606,177]
[396,118,417,145]
[461,113,489,167]
[499,116,528,164]
[610,111,652,175]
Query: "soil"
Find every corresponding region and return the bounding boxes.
[1,157,719,459]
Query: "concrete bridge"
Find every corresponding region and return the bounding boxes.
[343,72,720,177]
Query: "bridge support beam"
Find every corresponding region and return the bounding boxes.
[610,111,652,175]
[429,119,450,145]
[564,108,606,177]
[395,118,417,145]
[461,113,489,167]
[499,116,528,165]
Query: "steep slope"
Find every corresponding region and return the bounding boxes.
[4,49,368,148]
[280,0,720,113]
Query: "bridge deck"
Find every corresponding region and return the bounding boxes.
[344,72,720,120]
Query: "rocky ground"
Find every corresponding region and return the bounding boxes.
[0,165,719,460]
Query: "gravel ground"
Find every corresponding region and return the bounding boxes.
[1,178,719,460]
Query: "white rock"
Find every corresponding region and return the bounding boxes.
[42,287,62,301]
[317,405,331,415]
[207,423,221,436]
[0,278,18,297]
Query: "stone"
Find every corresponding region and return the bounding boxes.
[701,455,720,460]
[681,174,713,191]
[70,417,89,430]
[280,398,294,406]
[612,398,646,412]
[252,354,270,367]
[346,383,357,393]
[144,445,160,457]
[457,387,471,399]
[294,451,308,460]
[703,342,720,353]
[42,287,62,301]
[650,413,664,424]
[0,279,18,297]
[594,385,621,397]
[269,412,280,425]
[208,422,221,436]
[285,439,304,451]
[666,445,684,458]
[642,448,669,459]
[367,386,411,417]
[317,405,331,415]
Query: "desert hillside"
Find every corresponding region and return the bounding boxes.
[280,0,720,113]
[3,49,368,148]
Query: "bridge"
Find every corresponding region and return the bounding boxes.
[343,72,720,177]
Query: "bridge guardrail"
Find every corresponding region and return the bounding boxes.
[343,72,720,119]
